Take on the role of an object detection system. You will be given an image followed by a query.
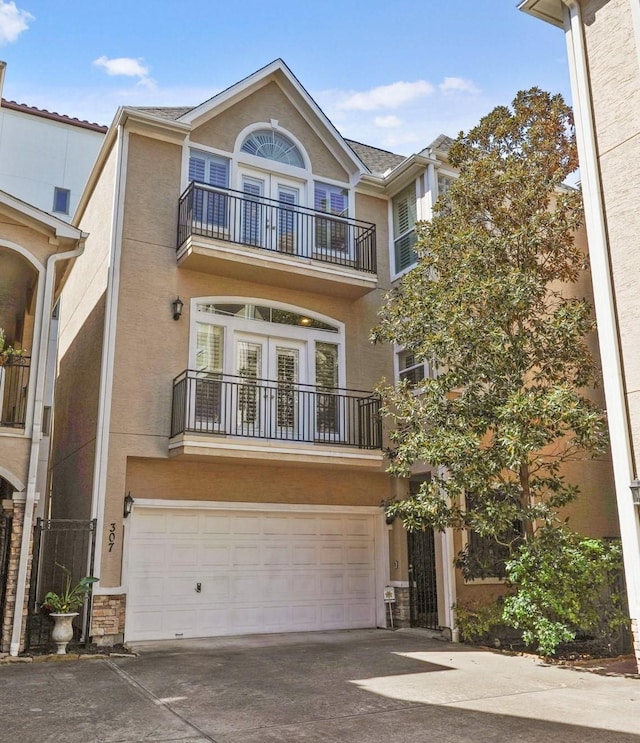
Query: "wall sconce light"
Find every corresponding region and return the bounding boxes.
[172,296,184,321]
[123,491,134,518]
[385,513,396,526]
[630,480,640,506]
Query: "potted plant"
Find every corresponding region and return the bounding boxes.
[0,327,27,366]
[42,564,98,654]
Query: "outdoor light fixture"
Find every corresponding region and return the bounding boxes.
[123,491,134,518]
[172,296,184,321]
[299,316,312,326]
[630,480,640,507]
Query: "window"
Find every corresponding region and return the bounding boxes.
[52,187,70,215]
[240,130,304,168]
[462,492,523,581]
[190,300,346,441]
[392,183,418,274]
[315,183,348,253]
[437,173,455,198]
[396,348,435,387]
[189,150,230,228]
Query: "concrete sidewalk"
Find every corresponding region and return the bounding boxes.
[0,629,638,742]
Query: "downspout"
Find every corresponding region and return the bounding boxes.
[9,240,87,656]
[561,0,640,618]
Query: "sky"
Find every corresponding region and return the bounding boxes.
[0,0,570,156]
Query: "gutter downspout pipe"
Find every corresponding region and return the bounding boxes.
[9,240,86,656]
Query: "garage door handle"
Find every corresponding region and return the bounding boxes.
[195,582,202,593]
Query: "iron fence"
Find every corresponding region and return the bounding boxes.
[0,356,30,427]
[178,182,377,274]
[171,370,382,449]
[26,518,97,651]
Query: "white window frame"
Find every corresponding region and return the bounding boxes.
[393,344,435,389]
[390,179,419,280]
[189,297,346,390]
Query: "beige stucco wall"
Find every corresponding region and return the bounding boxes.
[50,143,118,518]
[582,0,640,476]
[190,81,350,183]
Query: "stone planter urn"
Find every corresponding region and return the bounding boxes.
[50,612,78,654]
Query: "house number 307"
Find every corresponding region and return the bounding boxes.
[108,522,117,552]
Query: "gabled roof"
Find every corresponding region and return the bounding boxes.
[131,106,193,121]
[175,59,370,176]
[0,189,87,241]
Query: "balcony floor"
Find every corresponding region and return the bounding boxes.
[168,432,385,471]
[177,236,377,299]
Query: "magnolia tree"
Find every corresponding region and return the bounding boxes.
[373,89,625,654]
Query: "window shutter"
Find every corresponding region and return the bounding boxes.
[196,324,224,373]
[392,184,417,239]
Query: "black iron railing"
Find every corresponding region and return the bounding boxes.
[0,356,30,428]
[171,370,382,450]
[177,182,377,274]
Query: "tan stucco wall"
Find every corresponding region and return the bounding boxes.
[0,435,30,490]
[582,0,640,475]
[50,143,117,518]
[190,81,350,183]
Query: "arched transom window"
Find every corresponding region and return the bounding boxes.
[240,130,305,168]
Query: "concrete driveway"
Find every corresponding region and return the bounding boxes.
[0,629,638,742]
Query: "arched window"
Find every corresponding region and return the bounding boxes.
[240,130,305,168]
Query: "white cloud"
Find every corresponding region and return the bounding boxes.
[439,77,480,95]
[374,115,401,129]
[0,1,33,45]
[93,56,154,88]
[336,80,434,111]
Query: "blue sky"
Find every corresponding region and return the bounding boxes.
[0,0,569,155]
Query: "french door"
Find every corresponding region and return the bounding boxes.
[239,169,304,255]
[234,334,307,439]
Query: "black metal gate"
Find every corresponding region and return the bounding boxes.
[26,518,97,650]
[408,528,439,630]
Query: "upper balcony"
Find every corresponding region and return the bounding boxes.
[176,183,378,298]
[0,357,30,429]
[169,370,384,470]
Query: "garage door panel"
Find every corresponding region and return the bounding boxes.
[202,514,231,534]
[292,545,316,565]
[169,514,200,534]
[132,542,167,568]
[347,545,373,565]
[202,544,230,567]
[170,543,199,568]
[234,516,261,535]
[126,508,378,642]
[320,545,344,564]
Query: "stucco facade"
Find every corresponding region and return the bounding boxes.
[49,59,620,647]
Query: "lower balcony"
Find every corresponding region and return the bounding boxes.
[169,370,384,469]
[0,357,30,428]
[176,183,378,299]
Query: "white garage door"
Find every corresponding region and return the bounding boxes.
[125,507,378,642]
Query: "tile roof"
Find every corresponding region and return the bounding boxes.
[1,99,107,132]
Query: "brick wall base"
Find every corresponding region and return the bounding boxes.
[0,498,33,654]
[631,618,640,673]
[90,594,126,646]
[389,586,411,628]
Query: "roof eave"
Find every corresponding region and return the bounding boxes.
[518,0,565,29]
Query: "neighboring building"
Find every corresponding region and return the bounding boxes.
[40,59,618,649]
[0,62,106,221]
[520,0,640,671]
[0,191,86,654]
